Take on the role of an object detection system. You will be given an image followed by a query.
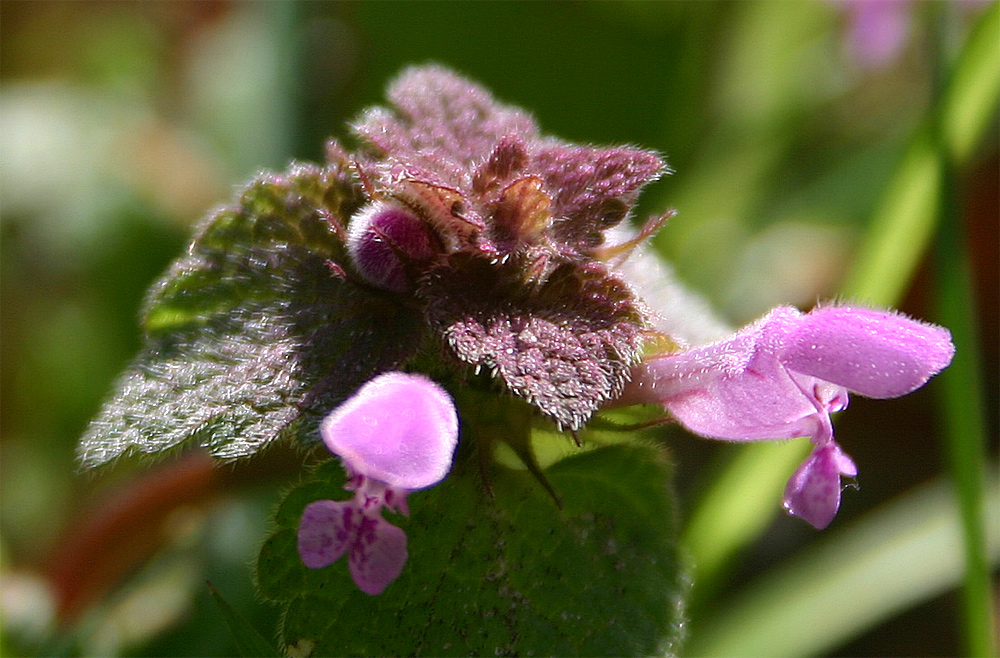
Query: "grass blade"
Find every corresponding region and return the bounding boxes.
[686,472,1000,657]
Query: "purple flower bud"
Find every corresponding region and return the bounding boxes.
[622,304,954,528]
[347,201,440,292]
[298,372,459,594]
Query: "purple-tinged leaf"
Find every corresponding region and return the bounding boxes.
[354,64,538,177]
[422,254,647,429]
[532,143,666,249]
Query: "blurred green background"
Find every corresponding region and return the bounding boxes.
[1,2,996,656]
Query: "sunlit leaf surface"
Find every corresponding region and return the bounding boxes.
[78,163,422,467]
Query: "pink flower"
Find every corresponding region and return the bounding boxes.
[623,305,954,528]
[837,0,990,70]
[841,0,912,69]
[297,372,459,594]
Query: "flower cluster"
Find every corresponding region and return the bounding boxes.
[337,66,664,432]
[298,65,954,593]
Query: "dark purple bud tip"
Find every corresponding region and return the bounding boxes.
[347,201,439,292]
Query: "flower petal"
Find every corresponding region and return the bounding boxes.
[349,515,408,595]
[298,500,354,569]
[661,370,838,442]
[783,443,858,529]
[320,372,459,490]
[781,306,955,399]
[638,307,838,441]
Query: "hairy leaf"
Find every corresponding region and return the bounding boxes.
[533,143,666,250]
[258,444,685,657]
[78,163,422,468]
[420,254,647,430]
[353,64,538,180]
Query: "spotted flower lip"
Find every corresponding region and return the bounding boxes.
[783,442,858,529]
[298,372,460,594]
[621,304,955,528]
[298,483,410,596]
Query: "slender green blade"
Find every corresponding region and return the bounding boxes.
[933,6,1000,655]
[936,216,998,658]
[941,0,1000,163]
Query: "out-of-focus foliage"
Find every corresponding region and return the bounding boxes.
[2,2,996,657]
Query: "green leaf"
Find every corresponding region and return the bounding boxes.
[207,582,281,658]
[257,444,686,657]
[78,162,423,468]
[940,0,999,164]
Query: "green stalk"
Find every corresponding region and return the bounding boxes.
[935,175,998,658]
[931,4,999,656]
